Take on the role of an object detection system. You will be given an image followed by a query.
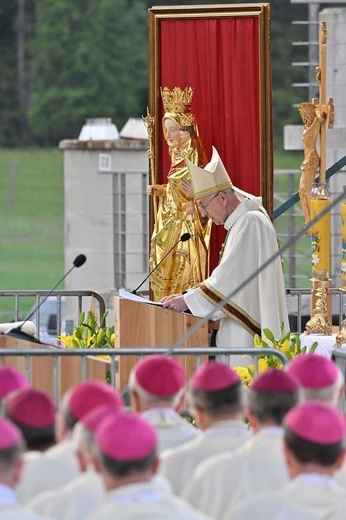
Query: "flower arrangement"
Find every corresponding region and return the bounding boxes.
[59,303,114,357]
[233,324,318,386]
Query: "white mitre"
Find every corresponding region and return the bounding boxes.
[186,146,232,199]
[187,146,268,217]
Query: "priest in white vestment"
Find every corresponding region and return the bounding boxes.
[0,416,54,520]
[159,361,250,495]
[226,401,346,520]
[182,369,301,519]
[27,403,123,520]
[161,147,289,360]
[17,379,123,504]
[129,355,200,452]
[286,352,344,407]
[85,409,213,520]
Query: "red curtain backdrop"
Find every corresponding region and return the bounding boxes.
[158,16,261,270]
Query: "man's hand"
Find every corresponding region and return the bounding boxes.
[161,294,189,313]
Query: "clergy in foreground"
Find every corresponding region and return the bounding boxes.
[286,352,344,407]
[159,361,250,495]
[128,355,200,452]
[85,410,213,520]
[16,379,123,504]
[0,416,53,520]
[0,366,29,402]
[27,404,123,520]
[161,146,289,355]
[228,401,346,520]
[182,369,301,519]
[3,387,56,452]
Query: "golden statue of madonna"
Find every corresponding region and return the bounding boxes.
[147,87,211,301]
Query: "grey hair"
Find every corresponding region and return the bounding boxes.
[302,366,344,407]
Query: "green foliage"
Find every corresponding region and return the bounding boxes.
[28,0,148,144]
[234,324,318,386]
[60,310,114,350]
[257,325,318,366]
[0,0,21,146]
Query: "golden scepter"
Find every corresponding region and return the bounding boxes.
[143,107,158,232]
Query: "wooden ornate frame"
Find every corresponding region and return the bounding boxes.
[148,3,273,266]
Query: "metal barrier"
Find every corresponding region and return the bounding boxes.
[0,290,106,343]
[1,287,346,340]
[0,347,288,404]
[286,287,346,333]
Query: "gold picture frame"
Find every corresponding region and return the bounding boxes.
[148,3,273,215]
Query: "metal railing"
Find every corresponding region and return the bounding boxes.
[0,290,106,343]
[286,287,346,333]
[274,165,346,290]
[0,347,288,404]
[1,286,346,340]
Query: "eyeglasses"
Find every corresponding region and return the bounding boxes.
[199,192,219,211]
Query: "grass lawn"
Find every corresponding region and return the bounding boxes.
[274,149,302,170]
[0,148,64,320]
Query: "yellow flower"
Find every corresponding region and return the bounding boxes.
[59,334,76,348]
[233,366,253,386]
[258,358,269,373]
[280,339,290,353]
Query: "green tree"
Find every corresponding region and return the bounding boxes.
[28,0,148,144]
[0,0,20,146]
[271,1,307,148]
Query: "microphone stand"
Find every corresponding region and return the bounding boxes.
[132,233,191,294]
[6,255,87,343]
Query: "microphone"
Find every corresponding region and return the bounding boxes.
[6,254,87,343]
[132,233,191,294]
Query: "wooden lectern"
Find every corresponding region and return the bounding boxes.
[114,297,208,389]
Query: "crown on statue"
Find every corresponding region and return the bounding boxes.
[179,113,196,127]
[161,86,194,113]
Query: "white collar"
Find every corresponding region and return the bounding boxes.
[107,479,168,505]
[224,198,261,231]
[204,420,250,437]
[294,473,343,491]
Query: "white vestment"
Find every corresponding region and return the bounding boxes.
[0,483,54,520]
[85,477,214,520]
[16,440,79,504]
[141,407,200,453]
[27,469,104,520]
[227,473,346,520]
[159,419,251,495]
[182,426,289,519]
[185,199,289,358]
[335,460,346,487]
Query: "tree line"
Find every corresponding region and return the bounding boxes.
[0,0,306,148]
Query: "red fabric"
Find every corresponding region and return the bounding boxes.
[159,16,262,270]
